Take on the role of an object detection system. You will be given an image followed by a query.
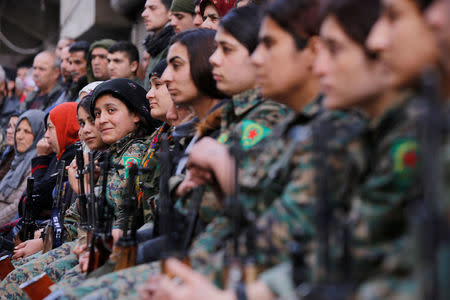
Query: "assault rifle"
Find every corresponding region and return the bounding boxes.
[87,152,114,274]
[42,160,66,254]
[75,143,90,233]
[222,136,254,289]
[86,151,97,243]
[114,163,139,271]
[157,133,191,275]
[18,177,38,242]
[296,121,353,300]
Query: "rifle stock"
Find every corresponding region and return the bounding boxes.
[42,226,54,254]
[114,244,137,271]
[0,255,15,279]
[20,272,54,300]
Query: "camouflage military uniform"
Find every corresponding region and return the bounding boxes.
[242,92,424,300]
[138,122,173,223]
[191,104,370,290]
[0,241,77,299]
[55,100,369,300]
[351,92,421,300]
[51,96,368,299]
[0,134,151,299]
[0,190,87,298]
[47,89,292,299]
[176,88,293,226]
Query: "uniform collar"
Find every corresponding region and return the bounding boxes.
[230,88,264,118]
[369,89,415,130]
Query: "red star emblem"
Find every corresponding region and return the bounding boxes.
[403,150,417,168]
[248,128,258,140]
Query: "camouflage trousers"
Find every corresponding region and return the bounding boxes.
[11,250,42,267]
[50,262,161,300]
[0,241,77,300]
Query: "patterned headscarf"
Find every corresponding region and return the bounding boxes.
[199,0,237,17]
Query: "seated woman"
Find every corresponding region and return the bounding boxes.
[0,109,46,225]
[0,113,20,180]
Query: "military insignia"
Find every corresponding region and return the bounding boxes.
[217,132,229,144]
[122,156,141,178]
[128,82,137,89]
[240,119,271,150]
[391,138,418,188]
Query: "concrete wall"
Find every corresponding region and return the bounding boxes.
[60,0,95,39]
[60,0,132,42]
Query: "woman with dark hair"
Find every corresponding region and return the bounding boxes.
[199,0,237,30]
[163,28,225,118]
[136,0,372,298]
[0,96,109,299]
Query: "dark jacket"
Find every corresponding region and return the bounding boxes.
[29,143,77,219]
[22,83,64,112]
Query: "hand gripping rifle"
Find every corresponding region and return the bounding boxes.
[75,142,90,233]
[42,160,66,253]
[18,177,38,242]
[87,151,114,274]
[114,163,139,271]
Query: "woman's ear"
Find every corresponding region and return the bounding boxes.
[131,112,141,124]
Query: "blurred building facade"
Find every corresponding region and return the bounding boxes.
[0,0,147,68]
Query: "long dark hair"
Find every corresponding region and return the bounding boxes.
[320,0,380,58]
[170,29,226,99]
[265,0,321,50]
[219,5,263,54]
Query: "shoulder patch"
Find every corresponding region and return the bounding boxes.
[241,119,271,150]
[122,156,141,178]
[217,133,229,144]
[391,138,419,188]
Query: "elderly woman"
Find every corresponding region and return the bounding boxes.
[0,109,46,225]
[199,0,237,29]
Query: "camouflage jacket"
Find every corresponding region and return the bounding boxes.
[351,91,421,285]
[189,96,371,288]
[175,88,293,225]
[103,133,151,230]
[138,123,173,223]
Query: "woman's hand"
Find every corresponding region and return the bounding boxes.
[12,238,44,259]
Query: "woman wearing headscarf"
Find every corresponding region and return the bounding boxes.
[199,0,237,29]
[0,113,20,180]
[0,109,46,225]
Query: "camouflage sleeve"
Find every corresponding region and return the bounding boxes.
[352,133,419,281]
[63,198,81,241]
[109,141,147,230]
[253,134,367,268]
